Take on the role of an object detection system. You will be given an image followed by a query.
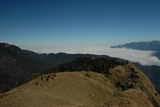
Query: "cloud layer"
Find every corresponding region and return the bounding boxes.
[105,48,160,66]
[32,46,160,66]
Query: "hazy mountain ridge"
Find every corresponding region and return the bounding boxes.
[111,40,160,51]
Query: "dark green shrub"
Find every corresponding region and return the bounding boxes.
[84,73,90,77]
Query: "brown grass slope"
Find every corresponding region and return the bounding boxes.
[0,63,160,107]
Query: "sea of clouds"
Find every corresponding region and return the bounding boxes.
[34,46,160,66]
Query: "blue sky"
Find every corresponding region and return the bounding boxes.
[0,0,160,51]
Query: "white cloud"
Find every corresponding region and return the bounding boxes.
[105,48,160,66]
[31,46,160,66]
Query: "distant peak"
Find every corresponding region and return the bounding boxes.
[0,42,21,51]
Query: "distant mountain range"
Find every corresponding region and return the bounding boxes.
[111,40,160,51]
[111,40,160,90]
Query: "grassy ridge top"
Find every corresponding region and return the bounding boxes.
[0,63,160,107]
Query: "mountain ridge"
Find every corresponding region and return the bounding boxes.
[111,40,160,51]
[0,62,159,107]
[1,42,160,93]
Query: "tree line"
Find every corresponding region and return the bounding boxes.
[48,57,126,74]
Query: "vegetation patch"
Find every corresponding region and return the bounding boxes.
[32,73,41,79]
[84,73,91,77]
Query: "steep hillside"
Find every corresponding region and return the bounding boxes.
[135,63,160,90]
[0,63,159,107]
[111,41,160,90]
[0,43,51,92]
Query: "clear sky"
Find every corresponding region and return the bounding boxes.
[0,0,160,51]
